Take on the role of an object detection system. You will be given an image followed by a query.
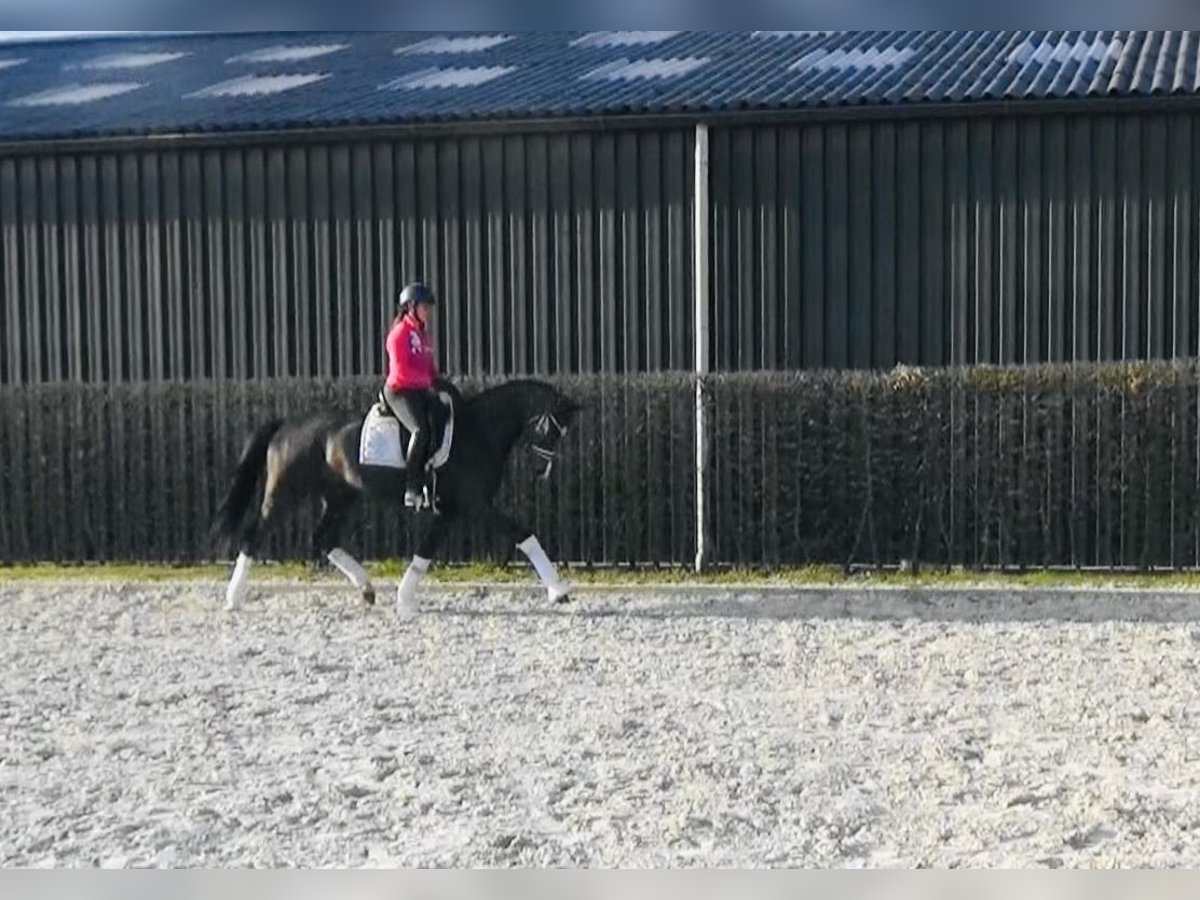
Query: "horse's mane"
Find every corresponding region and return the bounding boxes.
[462,378,561,413]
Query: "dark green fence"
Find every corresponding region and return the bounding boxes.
[3,362,1200,569]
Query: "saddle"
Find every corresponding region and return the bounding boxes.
[358,387,456,471]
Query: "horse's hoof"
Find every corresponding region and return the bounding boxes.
[549,581,573,604]
[363,587,376,606]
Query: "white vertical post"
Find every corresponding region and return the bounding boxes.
[694,122,710,573]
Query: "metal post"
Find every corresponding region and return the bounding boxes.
[694,122,710,573]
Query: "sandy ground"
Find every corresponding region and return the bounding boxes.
[4,579,1200,868]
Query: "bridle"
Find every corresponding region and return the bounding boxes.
[529,411,568,479]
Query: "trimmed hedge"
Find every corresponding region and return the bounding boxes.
[2,361,1199,568]
[0,373,695,566]
[704,361,1200,569]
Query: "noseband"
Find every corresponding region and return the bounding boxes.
[529,411,568,478]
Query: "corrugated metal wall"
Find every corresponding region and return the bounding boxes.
[5,109,1200,385]
[710,110,1200,370]
[0,128,695,385]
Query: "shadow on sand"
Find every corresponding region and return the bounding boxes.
[418,584,1200,626]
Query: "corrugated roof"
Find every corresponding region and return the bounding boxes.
[0,30,1196,142]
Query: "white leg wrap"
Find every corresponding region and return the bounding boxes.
[517,535,570,602]
[396,555,431,618]
[225,552,252,610]
[327,548,369,590]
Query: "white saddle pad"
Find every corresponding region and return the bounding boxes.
[358,391,455,470]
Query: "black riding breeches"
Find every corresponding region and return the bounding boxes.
[384,386,435,487]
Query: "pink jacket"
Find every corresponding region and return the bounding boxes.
[385,312,438,391]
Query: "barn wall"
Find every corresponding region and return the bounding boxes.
[710,110,1200,370]
[4,107,1200,385]
[0,128,695,384]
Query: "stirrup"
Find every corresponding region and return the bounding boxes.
[404,482,437,513]
[424,468,443,515]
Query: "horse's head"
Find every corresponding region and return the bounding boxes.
[465,379,584,478]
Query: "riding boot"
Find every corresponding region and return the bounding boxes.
[409,399,440,509]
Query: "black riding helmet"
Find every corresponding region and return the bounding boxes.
[398,282,436,313]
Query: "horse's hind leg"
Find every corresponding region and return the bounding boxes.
[315,490,375,605]
[225,463,283,611]
[483,504,571,604]
[225,551,253,611]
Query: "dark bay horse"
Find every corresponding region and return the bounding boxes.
[212,378,581,613]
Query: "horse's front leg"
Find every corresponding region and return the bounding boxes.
[484,504,572,604]
[395,511,454,618]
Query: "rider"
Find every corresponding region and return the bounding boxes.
[384,281,440,508]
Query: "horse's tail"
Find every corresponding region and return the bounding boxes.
[211,418,284,544]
